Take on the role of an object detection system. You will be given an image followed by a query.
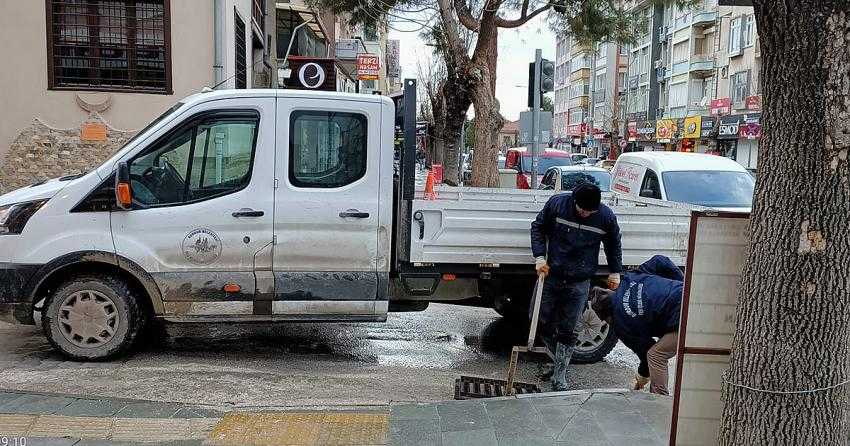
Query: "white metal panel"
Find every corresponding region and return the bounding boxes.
[408,187,695,267]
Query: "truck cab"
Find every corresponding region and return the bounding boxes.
[0,89,395,359]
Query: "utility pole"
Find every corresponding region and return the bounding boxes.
[531,48,542,189]
[588,45,597,158]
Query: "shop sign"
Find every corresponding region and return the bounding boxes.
[682,116,702,139]
[568,123,584,136]
[386,40,401,78]
[745,95,761,111]
[627,121,639,141]
[710,98,732,116]
[700,117,717,138]
[656,119,676,143]
[739,113,762,139]
[717,115,741,140]
[357,54,381,80]
[285,57,337,91]
[636,120,655,142]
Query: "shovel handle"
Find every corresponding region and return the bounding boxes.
[526,274,546,349]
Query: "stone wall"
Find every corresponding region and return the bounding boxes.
[0,114,136,194]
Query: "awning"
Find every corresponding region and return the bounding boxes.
[275,2,327,40]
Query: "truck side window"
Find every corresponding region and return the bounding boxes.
[639,169,663,199]
[128,113,259,206]
[289,111,367,188]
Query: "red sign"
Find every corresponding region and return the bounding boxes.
[739,113,762,139]
[745,95,761,110]
[357,54,380,80]
[627,121,638,141]
[710,98,731,116]
[568,123,585,136]
[80,122,107,142]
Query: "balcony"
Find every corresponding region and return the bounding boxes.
[571,43,592,55]
[570,69,591,82]
[690,54,716,76]
[251,0,266,47]
[692,10,717,27]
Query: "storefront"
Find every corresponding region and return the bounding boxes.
[635,120,656,151]
[698,117,718,154]
[736,113,761,170]
[656,119,676,151]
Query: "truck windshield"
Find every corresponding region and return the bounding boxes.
[662,171,755,208]
[562,171,612,192]
[120,102,184,149]
[521,155,572,174]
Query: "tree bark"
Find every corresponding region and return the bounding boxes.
[468,15,504,188]
[718,1,850,444]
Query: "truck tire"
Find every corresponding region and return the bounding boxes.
[42,275,144,361]
[570,307,618,364]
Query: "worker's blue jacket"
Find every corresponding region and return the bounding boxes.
[612,255,684,377]
[530,193,623,281]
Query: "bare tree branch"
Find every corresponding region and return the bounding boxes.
[435,0,472,64]
[494,2,550,28]
[453,0,482,31]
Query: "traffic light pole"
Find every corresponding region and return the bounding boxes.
[531,49,542,189]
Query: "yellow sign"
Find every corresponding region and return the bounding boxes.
[683,116,702,139]
[80,122,108,142]
[656,119,676,142]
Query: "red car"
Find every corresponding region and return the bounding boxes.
[504,147,575,189]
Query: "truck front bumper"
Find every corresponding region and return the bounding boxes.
[0,263,41,325]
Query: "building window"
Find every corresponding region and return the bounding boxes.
[234,10,247,89]
[47,0,171,93]
[669,82,688,109]
[570,54,591,72]
[743,15,756,47]
[289,111,368,188]
[731,70,750,104]
[673,41,688,63]
[276,9,325,59]
[728,17,742,54]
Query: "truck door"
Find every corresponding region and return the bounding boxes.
[111,97,276,317]
[272,96,384,318]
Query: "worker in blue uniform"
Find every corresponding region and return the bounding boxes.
[591,255,683,395]
[531,183,623,391]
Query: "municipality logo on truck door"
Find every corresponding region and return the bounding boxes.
[182,228,222,265]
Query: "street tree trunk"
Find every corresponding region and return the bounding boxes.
[469,18,504,188]
[441,75,471,185]
[718,2,850,444]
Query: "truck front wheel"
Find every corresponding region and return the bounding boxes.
[42,275,144,361]
[570,307,618,364]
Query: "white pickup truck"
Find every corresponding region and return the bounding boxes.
[0,81,694,361]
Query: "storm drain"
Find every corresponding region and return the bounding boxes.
[454,376,541,400]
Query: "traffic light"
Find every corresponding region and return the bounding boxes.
[540,59,555,92]
[528,59,556,107]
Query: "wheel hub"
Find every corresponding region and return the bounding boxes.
[58,290,120,348]
[574,308,609,351]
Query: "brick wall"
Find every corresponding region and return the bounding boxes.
[0,114,135,195]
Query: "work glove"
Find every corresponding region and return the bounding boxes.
[632,373,649,391]
[607,273,621,290]
[535,257,550,277]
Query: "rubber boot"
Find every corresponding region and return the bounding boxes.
[551,342,573,391]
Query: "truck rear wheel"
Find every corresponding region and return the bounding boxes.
[570,307,618,364]
[42,275,144,361]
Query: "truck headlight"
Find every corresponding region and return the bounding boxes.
[0,199,47,235]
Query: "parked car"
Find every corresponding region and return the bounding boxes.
[611,152,755,210]
[570,153,588,164]
[503,147,573,189]
[595,159,616,171]
[582,157,599,166]
[539,165,612,192]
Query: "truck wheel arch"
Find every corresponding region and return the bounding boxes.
[26,251,163,322]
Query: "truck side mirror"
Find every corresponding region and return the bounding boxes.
[115,161,133,210]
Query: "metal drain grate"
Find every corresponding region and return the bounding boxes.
[454,376,541,400]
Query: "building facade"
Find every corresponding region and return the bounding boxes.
[621,0,761,170]
[0,0,275,193]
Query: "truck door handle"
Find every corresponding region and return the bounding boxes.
[339,209,370,218]
[232,209,265,218]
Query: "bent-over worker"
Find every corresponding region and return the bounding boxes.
[530,183,623,391]
[591,255,683,395]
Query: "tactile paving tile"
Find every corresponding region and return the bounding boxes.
[209,411,389,446]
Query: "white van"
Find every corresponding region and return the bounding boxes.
[610,152,755,210]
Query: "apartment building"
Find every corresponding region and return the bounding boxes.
[0,0,275,193]
[622,0,761,170]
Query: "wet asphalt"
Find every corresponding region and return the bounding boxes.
[0,304,638,410]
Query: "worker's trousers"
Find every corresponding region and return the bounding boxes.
[538,277,590,388]
[648,331,678,395]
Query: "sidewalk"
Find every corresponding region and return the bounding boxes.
[0,389,671,445]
